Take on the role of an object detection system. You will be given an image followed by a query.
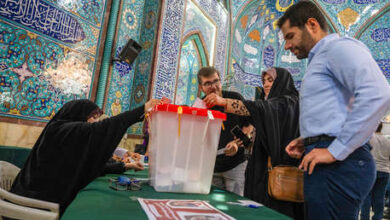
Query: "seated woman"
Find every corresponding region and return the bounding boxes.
[204,67,302,219]
[113,146,141,162]
[104,147,144,175]
[10,98,162,216]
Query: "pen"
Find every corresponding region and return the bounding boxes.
[226,201,259,208]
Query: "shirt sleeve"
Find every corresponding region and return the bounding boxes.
[326,39,390,160]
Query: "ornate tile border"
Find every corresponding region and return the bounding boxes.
[152,0,229,100]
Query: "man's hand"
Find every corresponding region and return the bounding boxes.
[203,93,226,108]
[224,141,239,156]
[285,137,305,159]
[299,148,336,175]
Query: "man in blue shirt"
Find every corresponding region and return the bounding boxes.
[278,1,390,219]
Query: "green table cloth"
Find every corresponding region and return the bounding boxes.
[62,169,291,219]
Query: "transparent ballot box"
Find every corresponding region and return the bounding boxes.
[148,104,226,194]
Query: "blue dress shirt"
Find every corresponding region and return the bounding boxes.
[300,33,390,160]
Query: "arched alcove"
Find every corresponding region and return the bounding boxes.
[174,33,208,106]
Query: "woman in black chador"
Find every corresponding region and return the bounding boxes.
[204,67,303,219]
[10,98,161,215]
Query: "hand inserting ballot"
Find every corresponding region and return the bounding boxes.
[203,93,227,108]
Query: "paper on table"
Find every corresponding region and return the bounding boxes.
[138,198,235,220]
[192,97,207,109]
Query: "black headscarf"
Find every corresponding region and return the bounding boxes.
[243,68,302,219]
[11,99,145,215]
[50,99,100,122]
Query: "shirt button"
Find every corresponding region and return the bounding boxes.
[358,160,365,166]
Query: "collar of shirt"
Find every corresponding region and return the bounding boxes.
[308,33,339,64]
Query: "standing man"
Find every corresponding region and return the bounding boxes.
[197,67,248,196]
[279,1,390,219]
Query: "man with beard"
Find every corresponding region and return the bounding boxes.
[278,1,390,219]
[197,67,249,196]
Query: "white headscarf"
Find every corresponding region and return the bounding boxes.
[113,147,128,159]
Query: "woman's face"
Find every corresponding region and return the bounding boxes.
[87,113,102,123]
[262,73,274,97]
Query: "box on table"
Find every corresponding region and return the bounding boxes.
[148,104,226,194]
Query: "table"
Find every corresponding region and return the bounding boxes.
[62,169,291,220]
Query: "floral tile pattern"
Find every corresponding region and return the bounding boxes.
[0,0,108,121]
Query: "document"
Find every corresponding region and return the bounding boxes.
[138,198,235,220]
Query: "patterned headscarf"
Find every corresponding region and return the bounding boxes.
[261,68,277,82]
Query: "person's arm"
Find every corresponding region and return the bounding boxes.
[326,40,390,160]
[203,93,250,116]
[102,158,126,175]
[225,98,250,116]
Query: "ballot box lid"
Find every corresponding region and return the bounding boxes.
[151,104,226,121]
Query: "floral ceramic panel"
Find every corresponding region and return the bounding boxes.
[358,10,390,82]
[128,0,161,135]
[315,0,387,36]
[0,0,108,121]
[104,0,146,118]
[228,0,303,99]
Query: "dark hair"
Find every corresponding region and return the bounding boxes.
[277,1,328,31]
[240,117,253,128]
[376,122,383,133]
[197,67,220,84]
[87,107,103,120]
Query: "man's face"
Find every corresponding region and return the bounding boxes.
[281,19,315,59]
[198,72,222,96]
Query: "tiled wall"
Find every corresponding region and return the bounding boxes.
[104,0,161,135]
[228,0,389,100]
[3,0,386,144]
[0,0,109,121]
[151,0,229,101]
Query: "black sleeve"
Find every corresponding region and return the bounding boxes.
[52,105,146,190]
[83,105,145,179]
[102,158,126,175]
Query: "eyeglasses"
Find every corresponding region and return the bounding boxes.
[202,79,220,88]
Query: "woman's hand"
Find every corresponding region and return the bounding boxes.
[130,152,141,161]
[112,154,121,162]
[145,99,162,112]
[225,141,239,156]
[124,161,144,171]
[233,137,244,147]
[203,93,227,108]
